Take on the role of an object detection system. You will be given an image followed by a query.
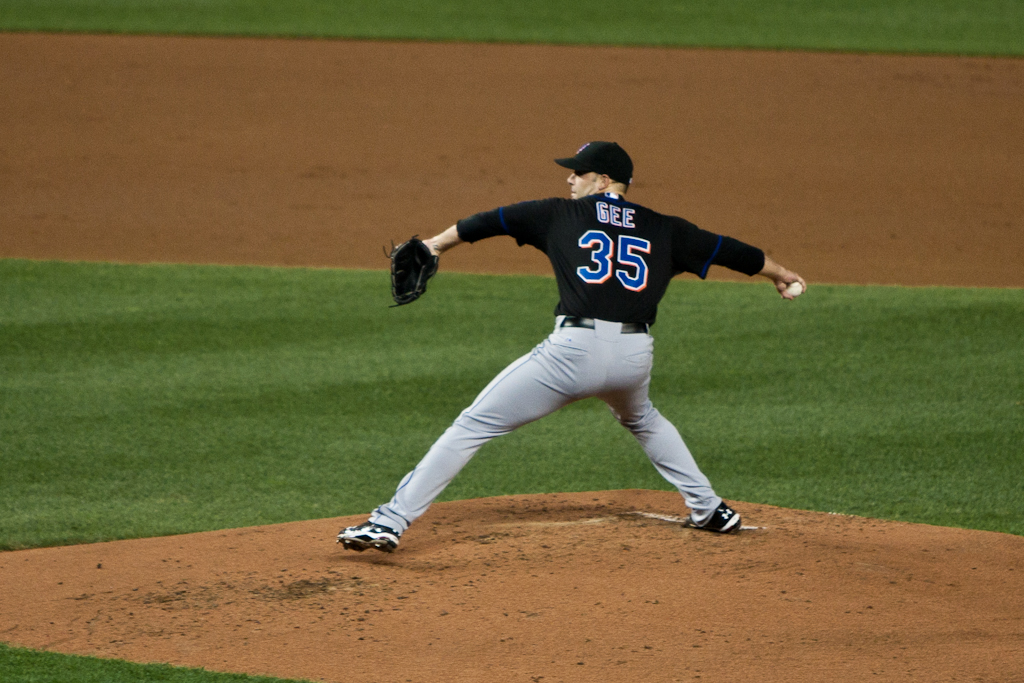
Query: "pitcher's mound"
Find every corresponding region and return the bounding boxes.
[2,490,1023,682]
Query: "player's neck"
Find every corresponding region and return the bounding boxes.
[604,182,629,198]
[583,185,628,201]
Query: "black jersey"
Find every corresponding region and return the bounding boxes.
[456,192,765,325]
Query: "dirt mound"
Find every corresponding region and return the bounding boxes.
[2,491,1022,682]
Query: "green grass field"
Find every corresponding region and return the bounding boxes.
[1,0,1023,56]
[0,643,311,683]
[3,259,1022,552]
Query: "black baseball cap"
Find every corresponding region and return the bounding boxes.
[555,141,633,185]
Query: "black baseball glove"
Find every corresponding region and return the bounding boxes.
[387,236,439,306]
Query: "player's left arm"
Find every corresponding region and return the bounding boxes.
[758,256,807,300]
[423,225,464,256]
[422,200,544,256]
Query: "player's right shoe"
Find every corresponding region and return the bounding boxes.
[683,501,742,533]
[337,522,400,552]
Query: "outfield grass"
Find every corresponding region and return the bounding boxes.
[1,0,1022,56]
[2,259,1022,551]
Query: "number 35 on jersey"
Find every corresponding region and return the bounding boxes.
[577,230,651,292]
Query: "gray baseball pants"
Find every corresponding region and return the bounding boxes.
[370,317,722,533]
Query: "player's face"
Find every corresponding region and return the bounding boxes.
[567,171,608,199]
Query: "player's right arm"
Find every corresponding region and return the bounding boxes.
[669,217,805,298]
[758,256,807,300]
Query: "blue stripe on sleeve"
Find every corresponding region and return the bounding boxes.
[498,207,510,233]
[699,235,724,279]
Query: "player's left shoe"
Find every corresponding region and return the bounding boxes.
[683,501,741,533]
[337,522,401,552]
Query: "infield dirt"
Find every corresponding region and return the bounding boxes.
[1,33,1022,682]
[2,33,1023,287]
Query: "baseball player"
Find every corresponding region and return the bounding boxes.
[339,141,806,552]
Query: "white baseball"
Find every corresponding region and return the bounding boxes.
[785,281,804,297]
